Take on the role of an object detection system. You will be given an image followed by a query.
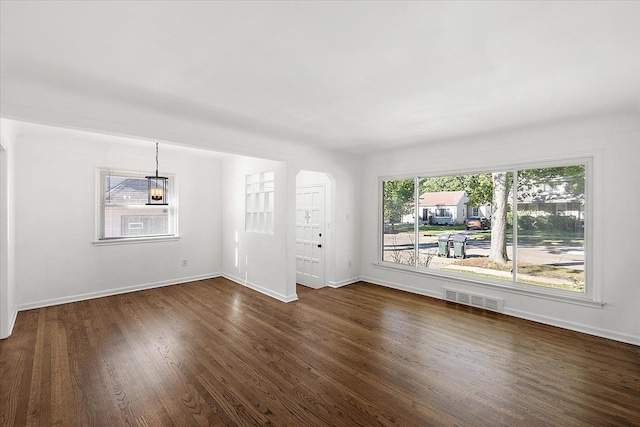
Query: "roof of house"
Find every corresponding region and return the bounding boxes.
[419,190,467,206]
[105,178,149,205]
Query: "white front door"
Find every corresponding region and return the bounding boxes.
[296,185,325,288]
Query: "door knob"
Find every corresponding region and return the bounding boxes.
[318,244,322,248]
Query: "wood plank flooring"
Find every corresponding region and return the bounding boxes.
[1,278,639,426]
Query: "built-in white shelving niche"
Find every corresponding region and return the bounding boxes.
[246,171,275,233]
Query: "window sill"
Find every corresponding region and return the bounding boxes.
[372,262,604,309]
[94,235,180,246]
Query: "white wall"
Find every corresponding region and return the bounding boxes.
[15,123,222,308]
[221,156,293,301]
[3,83,364,308]
[220,154,362,303]
[0,119,18,338]
[10,109,637,346]
[3,116,363,330]
[296,170,331,187]
[360,113,640,345]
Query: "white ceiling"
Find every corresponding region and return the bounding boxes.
[1,1,639,155]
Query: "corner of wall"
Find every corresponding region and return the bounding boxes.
[0,119,17,339]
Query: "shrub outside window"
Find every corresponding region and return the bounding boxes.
[381,163,587,295]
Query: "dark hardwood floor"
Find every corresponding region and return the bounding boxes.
[1,278,639,426]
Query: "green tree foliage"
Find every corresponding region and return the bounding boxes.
[517,165,585,202]
[382,165,585,265]
[383,179,414,230]
[420,174,494,206]
[491,166,584,264]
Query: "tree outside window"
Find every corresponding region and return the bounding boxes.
[381,164,586,293]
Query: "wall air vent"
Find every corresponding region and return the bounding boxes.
[442,288,504,313]
[457,292,470,305]
[445,289,457,301]
[471,295,484,307]
[484,298,500,311]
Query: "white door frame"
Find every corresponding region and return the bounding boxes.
[295,184,326,288]
[0,141,9,339]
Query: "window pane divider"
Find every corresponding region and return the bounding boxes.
[512,169,518,285]
[414,176,420,269]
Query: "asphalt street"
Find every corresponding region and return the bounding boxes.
[383,230,585,271]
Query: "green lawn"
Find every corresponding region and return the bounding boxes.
[450,257,584,291]
[418,225,466,236]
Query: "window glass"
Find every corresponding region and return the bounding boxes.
[515,166,585,291]
[382,179,415,266]
[246,171,275,233]
[100,171,176,239]
[381,163,587,294]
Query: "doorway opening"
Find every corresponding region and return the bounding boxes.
[295,171,333,289]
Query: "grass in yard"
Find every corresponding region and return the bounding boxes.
[385,223,415,233]
[387,224,467,235]
[452,257,584,291]
[515,235,584,246]
[418,225,466,236]
[463,231,491,240]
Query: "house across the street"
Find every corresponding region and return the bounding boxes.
[401,190,494,225]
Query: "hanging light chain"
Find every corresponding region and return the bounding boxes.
[146,142,167,204]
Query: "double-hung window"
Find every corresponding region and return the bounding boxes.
[380,160,591,299]
[98,169,177,241]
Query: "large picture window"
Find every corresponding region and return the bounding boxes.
[99,169,176,240]
[381,162,587,295]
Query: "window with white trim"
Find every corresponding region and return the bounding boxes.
[381,162,588,295]
[99,169,176,240]
[246,171,274,233]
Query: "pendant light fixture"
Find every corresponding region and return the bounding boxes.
[146,142,168,205]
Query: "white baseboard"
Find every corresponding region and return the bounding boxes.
[503,307,640,346]
[359,275,442,299]
[328,277,360,288]
[222,273,298,303]
[359,276,639,346]
[17,273,221,311]
[8,308,17,336]
[12,272,637,346]
[0,307,18,339]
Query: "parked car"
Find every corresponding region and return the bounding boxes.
[466,216,490,230]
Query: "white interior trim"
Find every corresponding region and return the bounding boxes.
[376,155,599,305]
[372,262,604,308]
[504,307,640,347]
[94,236,180,246]
[0,141,11,338]
[328,277,360,288]
[222,273,298,303]
[17,273,220,311]
[360,275,638,346]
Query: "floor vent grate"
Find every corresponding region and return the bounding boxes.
[443,288,504,313]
